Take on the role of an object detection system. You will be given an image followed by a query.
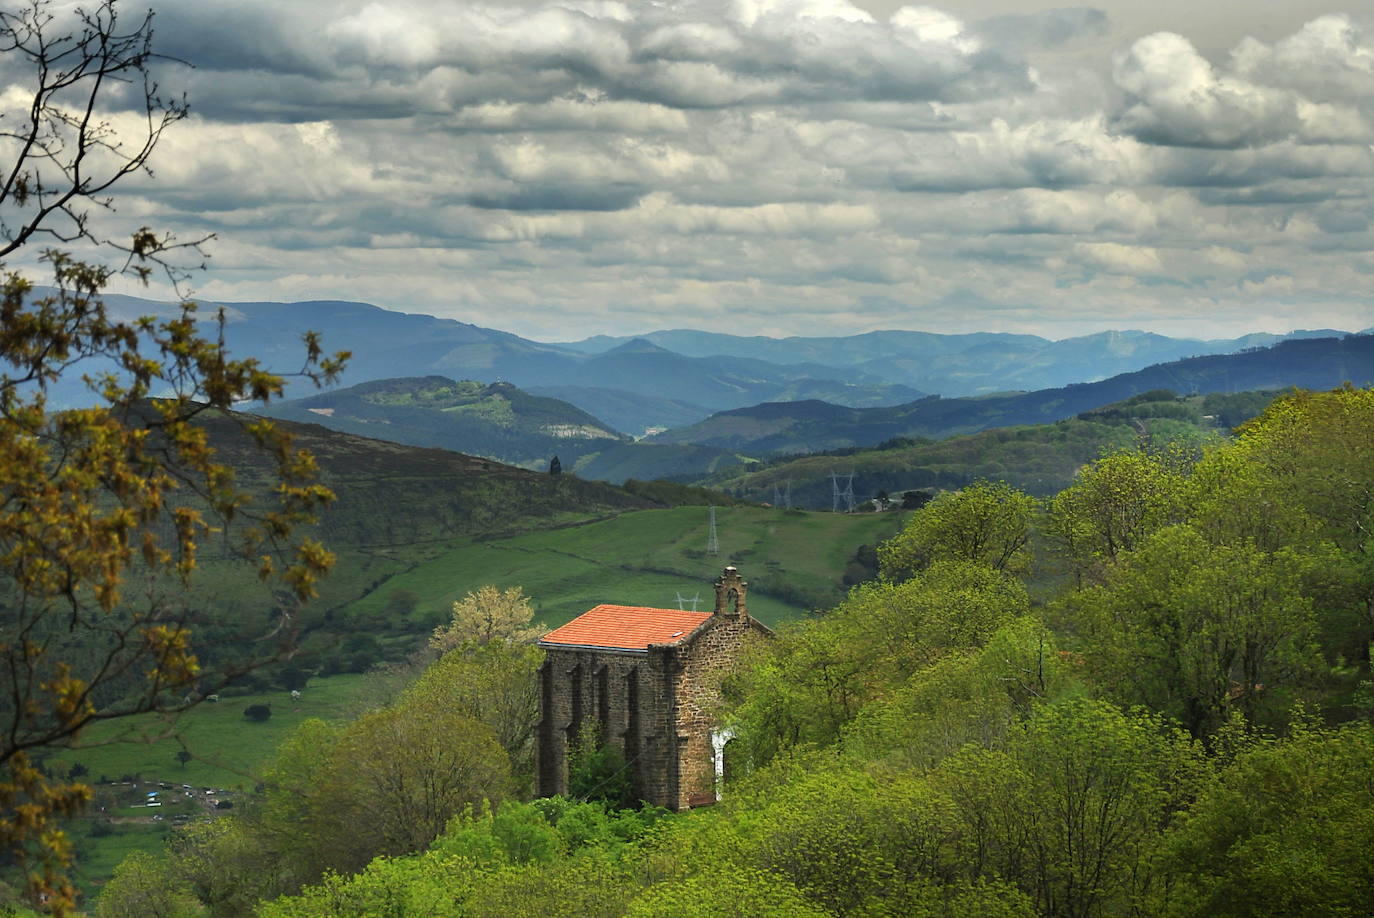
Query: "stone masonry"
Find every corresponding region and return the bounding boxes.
[534,566,769,811]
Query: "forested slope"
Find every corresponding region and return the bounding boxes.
[92,388,1374,918]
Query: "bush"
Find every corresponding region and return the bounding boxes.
[244,704,272,722]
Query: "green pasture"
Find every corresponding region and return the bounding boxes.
[65,821,171,904]
[46,674,369,793]
[339,506,907,630]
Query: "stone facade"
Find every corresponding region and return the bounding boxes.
[534,566,768,811]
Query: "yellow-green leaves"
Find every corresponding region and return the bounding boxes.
[880,480,1038,580]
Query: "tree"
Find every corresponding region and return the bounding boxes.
[411,640,544,784]
[901,489,933,510]
[729,561,1029,764]
[934,699,1203,918]
[1074,524,1322,736]
[549,455,561,476]
[1046,448,1186,583]
[628,869,830,918]
[1163,722,1374,917]
[94,851,200,918]
[243,704,272,723]
[306,684,512,874]
[430,585,542,653]
[0,4,347,905]
[174,749,191,769]
[383,587,419,618]
[879,480,1037,580]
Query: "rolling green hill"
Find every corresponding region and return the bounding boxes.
[705,390,1281,506]
[121,408,906,690]
[334,504,906,634]
[260,376,629,471]
[151,409,653,687]
[259,376,754,484]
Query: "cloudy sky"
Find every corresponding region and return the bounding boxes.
[11,0,1374,340]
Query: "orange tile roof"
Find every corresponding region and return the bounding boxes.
[539,604,712,652]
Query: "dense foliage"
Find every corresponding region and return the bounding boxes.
[93,387,1374,917]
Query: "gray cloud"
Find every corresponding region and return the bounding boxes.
[3,0,1370,341]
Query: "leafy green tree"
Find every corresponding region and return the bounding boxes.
[430,584,541,653]
[1219,388,1374,660]
[0,3,346,904]
[1230,387,1374,552]
[1163,722,1374,917]
[254,717,343,882]
[880,480,1037,579]
[627,869,828,918]
[730,561,1029,765]
[94,851,200,918]
[166,817,289,918]
[1074,525,1322,736]
[307,678,512,874]
[1047,448,1186,582]
[410,641,543,781]
[934,699,1203,918]
[847,616,1078,769]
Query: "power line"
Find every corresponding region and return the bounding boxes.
[675,592,702,611]
[706,505,719,555]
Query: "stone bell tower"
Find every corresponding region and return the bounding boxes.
[713,565,747,618]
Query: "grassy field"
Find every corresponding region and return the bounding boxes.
[40,675,373,902]
[51,506,902,792]
[50,506,901,786]
[47,674,370,793]
[338,505,907,631]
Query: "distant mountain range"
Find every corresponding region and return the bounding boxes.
[36,288,1368,439]
[649,335,1374,454]
[261,375,749,484]
[259,335,1372,488]
[559,327,1363,397]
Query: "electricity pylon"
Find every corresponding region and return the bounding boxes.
[831,471,854,512]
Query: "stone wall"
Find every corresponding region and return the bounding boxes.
[535,645,679,807]
[673,615,759,808]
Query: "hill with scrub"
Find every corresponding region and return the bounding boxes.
[706,390,1281,506]
[260,376,629,472]
[650,334,1374,454]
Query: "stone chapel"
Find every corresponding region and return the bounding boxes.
[534,566,770,811]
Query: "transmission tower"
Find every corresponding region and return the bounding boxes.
[675,592,702,611]
[706,505,719,555]
[832,471,855,513]
[771,480,791,509]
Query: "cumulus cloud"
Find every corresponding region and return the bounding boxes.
[4,1,1370,339]
[1112,14,1374,148]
